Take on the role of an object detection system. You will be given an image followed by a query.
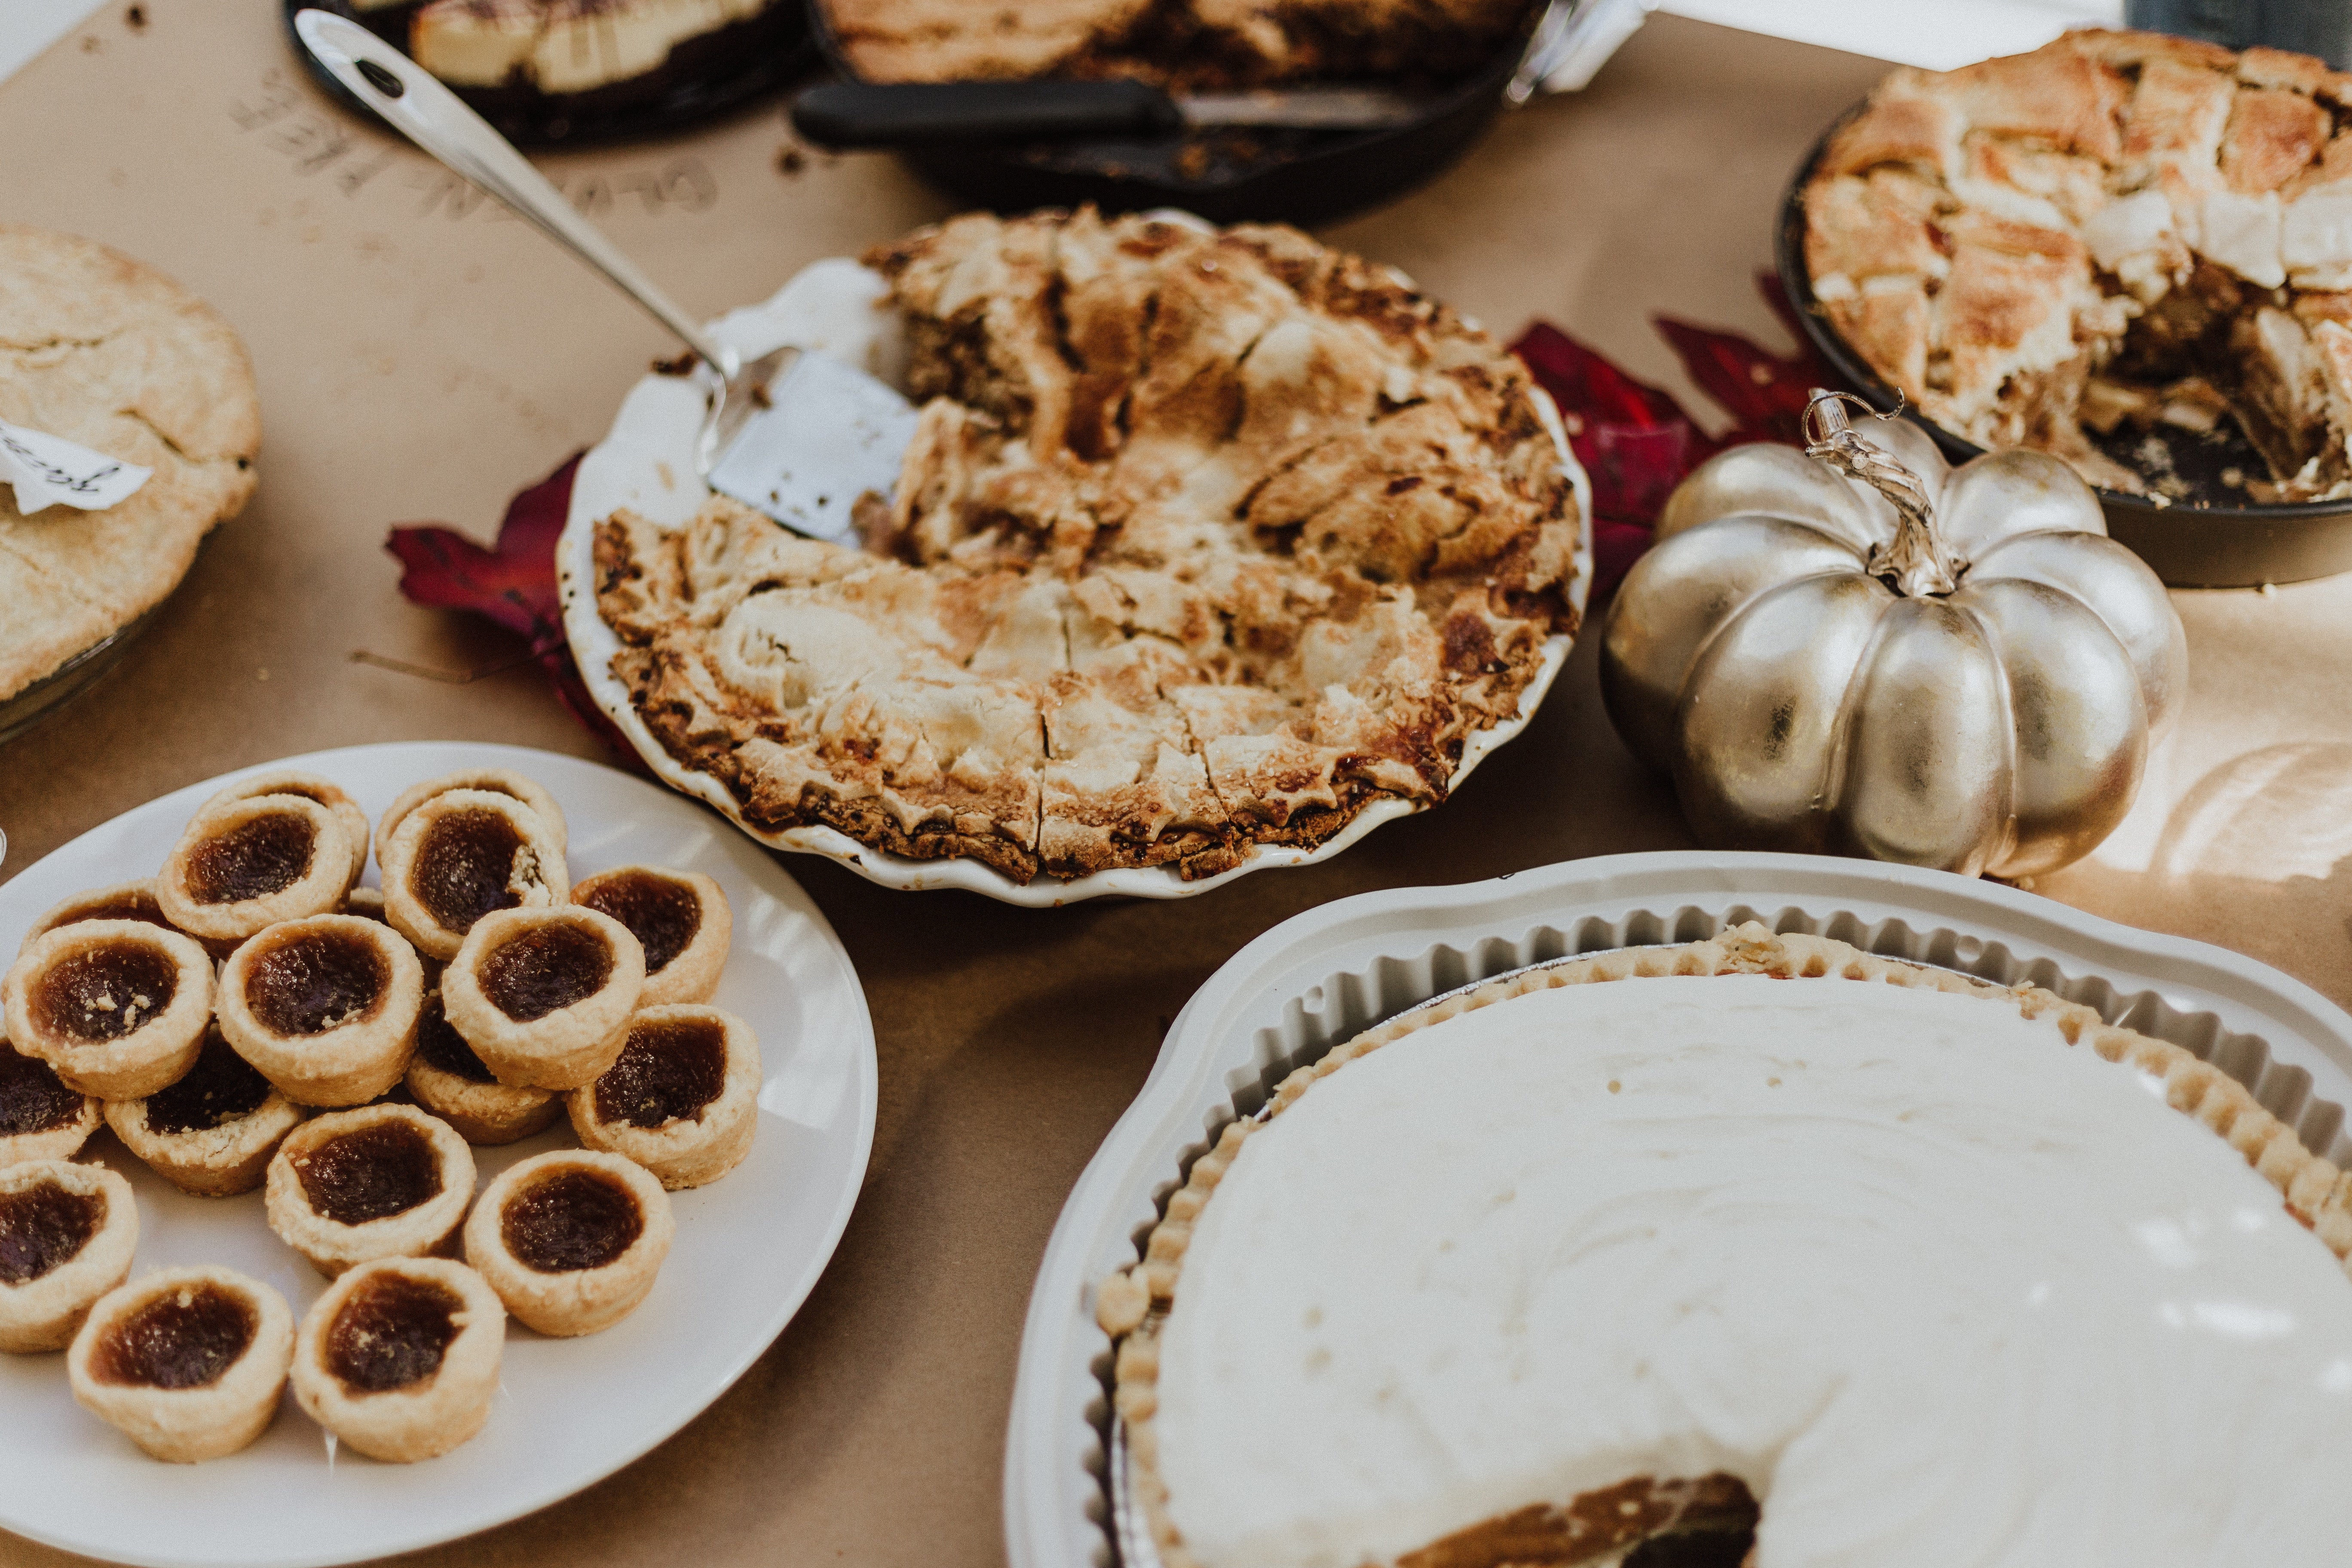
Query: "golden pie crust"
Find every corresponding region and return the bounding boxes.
[595,208,1581,886]
[201,771,372,894]
[156,794,359,950]
[380,787,570,961]
[569,1003,760,1189]
[265,1103,477,1277]
[104,1025,304,1197]
[67,1265,294,1463]
[21,879,182,947]
[0,1161,136,1354]
[0,226,260,705]
[380,767,570,864]
[404,988,563,1145]
[0,1032,100,1166]
[441,906,646,1091]
[1099,924,2352,1568]
[463,1149,674,1336]
[290,1256,506,1463]
[215,913,424,1108]
[2,918,214,1099]
[569,866,731,1008]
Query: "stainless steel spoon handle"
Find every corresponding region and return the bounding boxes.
[292,9,736,377]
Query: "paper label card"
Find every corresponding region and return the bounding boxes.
[0,419,152,515]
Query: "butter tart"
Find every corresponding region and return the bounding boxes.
[21,879,182,948]
[104,1024,303,1197]
[0,1033,99,1165]
[216,914,424,1107]
[265,1103,476,1277]
[156,793,359,950]
[404,988,561,1145]
[67,1265,293,1462]
[380,767,569,862]
[463,1149,673,1336]
[342,885,389,923]
[570,866,731,1008]
[380,788,569,961]
[570,1004,760,1189]
[201,771,372,894]
[0,1161,135,1353]
[441,906,644,1091]
[291,1256,505,1463]
[2,919,213,1099]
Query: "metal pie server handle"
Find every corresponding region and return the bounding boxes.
[291,9,737,378]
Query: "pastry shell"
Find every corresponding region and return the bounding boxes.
[104,1027,304,1197]
[380,767,569,862]
[201,771,372,894]
[570,1004,760,1189]
[21,879,183,949]
[381,789,569,961]
[2,920,214,1099]
[405,989,561,1145]
[569,866,731,1008]
[291,1256,506,1463]
[0,1033,101,1166]
[464,1149,673,1336]
[156,794,358,950]
[266,1104,477,1277]
[217,914,424,1107]
[0,1161,137,1354]
[442,906,645,1091]
[67,1265,294,1462]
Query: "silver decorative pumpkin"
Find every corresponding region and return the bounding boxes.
[1601,394,2187,879]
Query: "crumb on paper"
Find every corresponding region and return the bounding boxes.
[256,668,270,682]
[777,147,806,177]
[125,4,145,28]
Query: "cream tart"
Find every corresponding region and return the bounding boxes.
[0,1033,99,1165]
[441,906,644,1091]
[404,988,562,1145]
[569,866,730,1007]
[1102,926,2352,1568]
[200,772,372,894]
[104,1025,303,1197]
[68,1266,293,1462]
[464,1149,672,1336]
[216,914,424,1108]
[569,1004,759,1189]
[156,793,358,951]
[2,919,214,1099]
[265,1104,477,1277]
[380,788,569,961]
[291,1256,505,1463]
[0,1161,136,1354]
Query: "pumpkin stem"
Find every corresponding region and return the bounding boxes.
[1802,391,1960,598]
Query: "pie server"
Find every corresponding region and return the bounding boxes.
[293,9,919,548]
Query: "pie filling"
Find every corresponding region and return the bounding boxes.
[594,1017,726,1127]
[478,923,614,1022]
[90,1284,256,1389]
[500,1169,644,1273]
[30,942,179,1043]
[325,1272,462,1393]
[242,928,389,1036]
[143,1027,274,1135]
[184,812,318,904]
[0,1182,104,1285]
[0,1040,84,1135]
[574,872,699,975]
[411,808,530,932]
[293,1123,444,1225]
[414,991,497,1084]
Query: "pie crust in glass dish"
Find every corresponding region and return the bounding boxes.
[590,208,1584,892]
[290,1256,505,1464]
[1100,925,2352,1568]
[0,1160,137,1354]
[67,1265,293,1463]
[265,1103,477,1278]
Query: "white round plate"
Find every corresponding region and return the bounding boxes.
[555,256,1594,906]
[0,742,877,1568]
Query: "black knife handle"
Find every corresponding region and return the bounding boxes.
[791,80,1184,148]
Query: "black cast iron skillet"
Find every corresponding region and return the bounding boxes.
[1779,105,2352,588]
[799,0,1536,226]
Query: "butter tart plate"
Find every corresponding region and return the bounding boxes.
[555,254,1595,908]
[0,742,877,1568]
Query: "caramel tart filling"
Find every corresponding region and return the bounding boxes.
[183,810,319,906]
[325,1271,463,1393]
[414,990,496,1084]
[293,1121,444,1225]
[413,808,531,934]
[574,870,699,976]
[144,1027,273,1136]
[242,926,389,1036]
[480,922,614,1022]
[90,1282,257,1390]
[500,1168,644,1274]
[0,1038,85,1136]
[26,882,176,943]
[0,1179,104,1285]
[596,1015,726,1127]
[31,940,177,1044]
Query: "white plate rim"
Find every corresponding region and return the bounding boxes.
[998,850,2352,1568]
[554,258,1596,906]
[0,741,878,1568]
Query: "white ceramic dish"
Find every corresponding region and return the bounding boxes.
[0,742,877,1568]
[1000,850,2352,1568]
[554,256,1594,907]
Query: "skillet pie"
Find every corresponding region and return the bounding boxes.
[595,208,1582,884]
[1807,29,2352,503]
[1100,926,2352,1567]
